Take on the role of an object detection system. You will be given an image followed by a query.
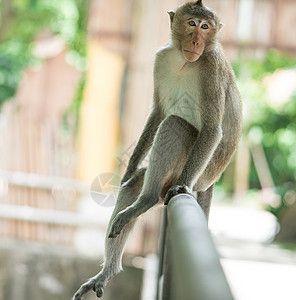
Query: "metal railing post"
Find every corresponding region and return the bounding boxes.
[165,193,234,300]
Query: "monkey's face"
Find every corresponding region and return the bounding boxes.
[179,17,215,62]
[169,2,222,62]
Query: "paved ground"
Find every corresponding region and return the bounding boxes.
[221,258,296,300]
[210,205,296,300]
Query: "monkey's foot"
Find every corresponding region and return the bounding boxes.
[108,211,129,238]
[164,185,193,205]
[73,273,106,300]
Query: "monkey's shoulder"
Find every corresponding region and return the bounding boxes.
[154,43,182,71]
[155,41,173,58]
[154,46,199,82]
[203,47,236,79]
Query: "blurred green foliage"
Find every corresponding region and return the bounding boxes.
[0,0,89,108]
[233,50,296,216]
[233,50,296,81]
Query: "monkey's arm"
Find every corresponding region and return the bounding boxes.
[176,122,222,188]
[121,103,163,184]
[177,84,225,192]
[174,70,226,189]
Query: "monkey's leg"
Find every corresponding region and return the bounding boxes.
[73,169,146,300]
[109,115,198,238]
[196,184,214,220]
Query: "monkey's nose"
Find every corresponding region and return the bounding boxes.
[193,41,199,46]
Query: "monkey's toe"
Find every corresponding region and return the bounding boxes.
[95,286,104,298]
[73,279,95,300]
[164,185,193,205]
[93,276,106,298]
[73,274,106,300]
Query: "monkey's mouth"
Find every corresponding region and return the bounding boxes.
[183,49,201,56]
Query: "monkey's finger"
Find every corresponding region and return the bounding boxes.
[164,185,193,205]
[164,187,177,205]
[96,287,104,298]
[121,170,134,185]
[108,232,119,238]
[108,225,122,238]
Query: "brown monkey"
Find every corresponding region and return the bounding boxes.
[73,1,242,299]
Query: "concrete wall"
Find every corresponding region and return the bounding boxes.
[0,239,143,300]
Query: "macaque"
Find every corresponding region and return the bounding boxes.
[73,1,242,299]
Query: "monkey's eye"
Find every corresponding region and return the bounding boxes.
[188,20,196,27]
[201,23,209,30]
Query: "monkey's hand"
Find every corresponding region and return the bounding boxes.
[121,169,135,185]
[164,185,194,205]
[121,167,147,187]
[73,272,106,300]
[108,210,130,238]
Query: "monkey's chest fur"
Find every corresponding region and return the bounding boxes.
[158,68,202,132]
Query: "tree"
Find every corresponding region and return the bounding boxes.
[0,0,89,108]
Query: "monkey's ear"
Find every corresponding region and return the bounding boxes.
[195,0,203,5]
[218,22,225,32]
[167,10,175,27]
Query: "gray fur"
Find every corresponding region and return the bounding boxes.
[73,2,242,299]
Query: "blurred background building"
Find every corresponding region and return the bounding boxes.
[0,0,296,299]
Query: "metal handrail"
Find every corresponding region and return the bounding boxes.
[158,193,234,300]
